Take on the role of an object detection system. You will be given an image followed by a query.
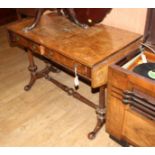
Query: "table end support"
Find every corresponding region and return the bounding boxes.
[88,85,107,139]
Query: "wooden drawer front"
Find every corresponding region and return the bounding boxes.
[9,32,41,54]
[9,32,91,79]
[27,40,40,54]
[44,48,91,78]
[9,32,28,47]
[123,110,155,146]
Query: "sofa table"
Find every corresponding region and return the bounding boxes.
[7,12,141,139]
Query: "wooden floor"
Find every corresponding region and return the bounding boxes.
[0,25,120,146]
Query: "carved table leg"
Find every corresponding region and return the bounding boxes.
[23,8,45,32]
[24,50,61,91]
[88,85,106,139]
[24,50,38,91]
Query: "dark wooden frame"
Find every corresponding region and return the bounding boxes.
[25,49,106,139]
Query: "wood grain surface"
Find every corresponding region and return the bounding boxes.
[106,51,155,146]
[7,12,141,67]
[7,12,142,88]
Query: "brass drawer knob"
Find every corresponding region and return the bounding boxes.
[32,44,36,50]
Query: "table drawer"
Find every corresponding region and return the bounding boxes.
[27,40,40,54]
[44,48,91,79]
[9,32,28,47]
[9,32,41,54]
[8,31,91,79]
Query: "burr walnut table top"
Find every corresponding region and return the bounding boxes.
[7,12,141,67]
[7,12,142,88]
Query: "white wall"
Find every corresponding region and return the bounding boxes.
[102,8,147,34]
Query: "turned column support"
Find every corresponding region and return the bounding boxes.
[24,50,61,91]
[24,50,38,91]
[24,49,107,140]
[88,85,107,139]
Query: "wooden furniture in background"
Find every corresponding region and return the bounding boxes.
[53,8,112,27]
[16,8,37,19]
[106,49,155,146]
[7,12,141,139]
[21,8,111,32]
[0,9,17,25]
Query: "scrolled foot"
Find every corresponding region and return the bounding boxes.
[87,117,105,140]
[24,85,32,91]
[88,132,96,140]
